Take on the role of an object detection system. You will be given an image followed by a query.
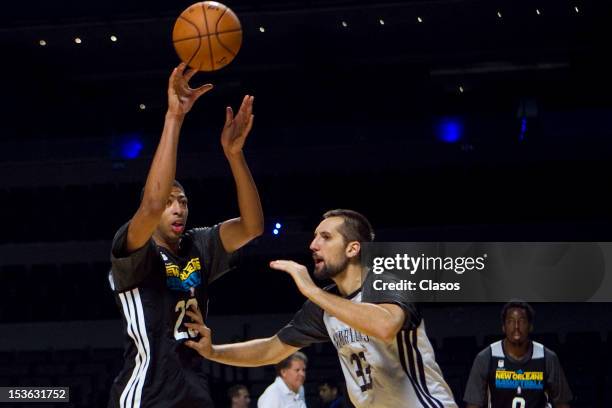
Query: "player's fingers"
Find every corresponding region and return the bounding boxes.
[184,322,208,334]
[243,114,254,137]
[168,68,182,92]
[269,260,290,271]
[238,95,250,114]
[177,62,187,75]
[194,83,213,96]
[225,107,234,127]
[244,96,254,117]
[184,340,202,351]
[168,67,178,84]
[184,67,198,81]
[186,310,204,324]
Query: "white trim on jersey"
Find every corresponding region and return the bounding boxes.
[532,341,544,359]
[132,290,152,407]
[108,271,116,290]
[397,329,444,408]
[118,288,151,408]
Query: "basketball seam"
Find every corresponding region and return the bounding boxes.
[214,7,239,59]
[201,3,215,71]
[214,6,229,34]
[177,15,202,69]
[215,33,238,58]
[172,28,242,44]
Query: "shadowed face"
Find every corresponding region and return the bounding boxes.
[309,217,351,280]
[231,388,250,408]
[503,307,531,346]
[318,384,338,403]
[155,186,188,245]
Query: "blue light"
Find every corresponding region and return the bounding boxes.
[436,118,463,143]
[120,138,143,159]
[275,222,282,229]
[273,229,279,235]
[519,117,527,142]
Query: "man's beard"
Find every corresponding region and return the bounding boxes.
[314,256,350,280]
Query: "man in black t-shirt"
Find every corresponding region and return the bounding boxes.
[108,63,263,408]
[463,301,572,408]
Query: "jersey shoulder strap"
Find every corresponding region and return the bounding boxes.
[490,340,504,358]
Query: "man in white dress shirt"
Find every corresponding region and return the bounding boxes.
[258,352,308,407]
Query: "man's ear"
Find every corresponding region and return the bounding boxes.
[346,241,361,259]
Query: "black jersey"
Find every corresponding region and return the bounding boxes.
[108,221,230,408]
[464,339,572,408]
[488,340,548,408]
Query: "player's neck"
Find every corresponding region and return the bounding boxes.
[332,264,363,296]
[503,338,531,360]
[152,233,180,254]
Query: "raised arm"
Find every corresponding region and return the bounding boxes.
[126,64,212,253]
[184,310,299,366]
[270,260,405,343]
[218,96,264,252]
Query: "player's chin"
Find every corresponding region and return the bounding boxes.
[313,267,326,280]
[165,229,182,242]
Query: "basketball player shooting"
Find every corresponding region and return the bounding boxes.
[108,63,263,408]
[185,209,458,408]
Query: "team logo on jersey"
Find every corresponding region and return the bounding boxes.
[498,359,504,368]
[494,369,544,390]
[165,257,202,292]
[331,327,370,349]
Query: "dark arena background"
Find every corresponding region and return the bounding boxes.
[1,0,612,406]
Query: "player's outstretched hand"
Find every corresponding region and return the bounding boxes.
[184,309,214,359]
[167,63,213,117]
[221,95,254,156]
[270,260,318,298]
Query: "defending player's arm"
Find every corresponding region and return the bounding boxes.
[216,95,264,253]
[270,260,405,343]
[184,310,299,366]
[184,295,328,366]
[127,64,212,253]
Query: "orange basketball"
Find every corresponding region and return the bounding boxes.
[172,1,242,72]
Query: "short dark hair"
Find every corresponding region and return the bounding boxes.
[227,384,247,400]
[140,180,185,201]
[275,351,308,376]
[501,300,535,324]
[318,378,339,390]
[322,209,375,243]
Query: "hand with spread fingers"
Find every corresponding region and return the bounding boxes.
[184,306,214,358]
[269,260,319,299]
[221,95,255,156]
[167,62,213,117]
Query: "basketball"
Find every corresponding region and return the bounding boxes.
[172,1,242,72]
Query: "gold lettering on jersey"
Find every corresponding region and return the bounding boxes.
[165,264,180,277]
[165,257,202,282]
[495,370,544,381]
